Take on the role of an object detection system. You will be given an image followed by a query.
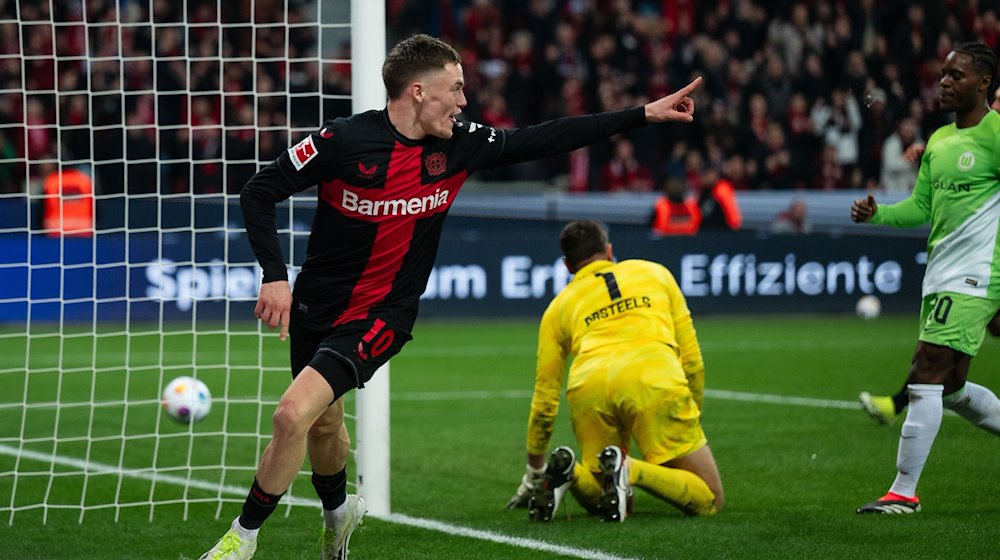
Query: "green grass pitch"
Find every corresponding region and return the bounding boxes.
[1,314,998,559]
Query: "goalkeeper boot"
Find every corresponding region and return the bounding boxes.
[859,391,897,425]
[199,518,257,560]
[320,494,366,560]
[528,446,576,522]
[856,492,921,514]
[597,445,633,522]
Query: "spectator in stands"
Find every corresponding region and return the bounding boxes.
[795,52,831,105]
[813,144,847,190]
[2,0,313,194]
[770,198,812,234]
[786,92,814,140]
[752,121,798,190]
[8,0,1000,196]
[703,100,736,155]
[650,178,701,236]
[756,53,793,120]
[722,154,753,191]
[0,131,19,193]
[858,87,893,187]
[124,111,157,195]
[601,137,654,193]
[811,86,863,179]
[682,149,706,193]
[697,167,742,232]
[745,93,771,147]
[480,92,516,129]
[661,141,688,184]
[880,117,922,193]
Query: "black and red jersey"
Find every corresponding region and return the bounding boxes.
[241,107,646,331]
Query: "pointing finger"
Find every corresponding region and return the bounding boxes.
[676,76,703,97]
[279,311,289,341]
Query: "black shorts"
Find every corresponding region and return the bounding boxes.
[289,315,412,392]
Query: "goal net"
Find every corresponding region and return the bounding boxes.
[0,0,389,523]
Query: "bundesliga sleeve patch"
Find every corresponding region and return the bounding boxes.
[288,136,318,171]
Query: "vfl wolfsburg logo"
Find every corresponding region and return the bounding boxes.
[957,151,975,171]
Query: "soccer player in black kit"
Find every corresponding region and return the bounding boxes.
[199,34,702,560]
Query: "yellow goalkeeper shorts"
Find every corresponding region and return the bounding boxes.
[566,341,707,470]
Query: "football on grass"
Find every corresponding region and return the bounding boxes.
[162,376,212,423]
[855,295,882,320]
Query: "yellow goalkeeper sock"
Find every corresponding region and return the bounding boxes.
[629,457,717,516]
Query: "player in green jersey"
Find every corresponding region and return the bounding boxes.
[860,84,1000,426]
[851,42,1000,514]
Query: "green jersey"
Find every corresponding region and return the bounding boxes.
[872,110,1000,300]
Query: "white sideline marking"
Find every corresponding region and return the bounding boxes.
[399,338,915,357]
[0,444,641,560]
[393,388,861,410]
[383,512,643,560]
[392,388,961,418]
[393,389,534,401]
[703,389,859,410]
[0,445,316,506]
[43,337,916,363]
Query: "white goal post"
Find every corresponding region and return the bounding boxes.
[350,0,390,518]
[0,0,390,523]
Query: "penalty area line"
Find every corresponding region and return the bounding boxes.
[383,512,644,560]
[393,387,861,410]
[0,444,639,560]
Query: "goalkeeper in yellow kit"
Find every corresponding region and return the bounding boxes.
[507,220,724,522]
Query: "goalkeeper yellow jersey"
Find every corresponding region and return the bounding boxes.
[527,258,704,455]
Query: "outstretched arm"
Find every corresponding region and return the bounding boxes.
[495,77,703,166]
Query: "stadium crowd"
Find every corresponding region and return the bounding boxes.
[1,0,330,195]
[390,0,999,193]
[2,0,999,196]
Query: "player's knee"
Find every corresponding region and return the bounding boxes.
[307,413,344,441]
[272,399,311,439]
[909,343,958,384]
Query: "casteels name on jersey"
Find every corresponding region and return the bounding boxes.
[340,187,451,217]
[584,296,652,326]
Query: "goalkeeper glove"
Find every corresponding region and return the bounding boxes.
[505,463,546,509]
